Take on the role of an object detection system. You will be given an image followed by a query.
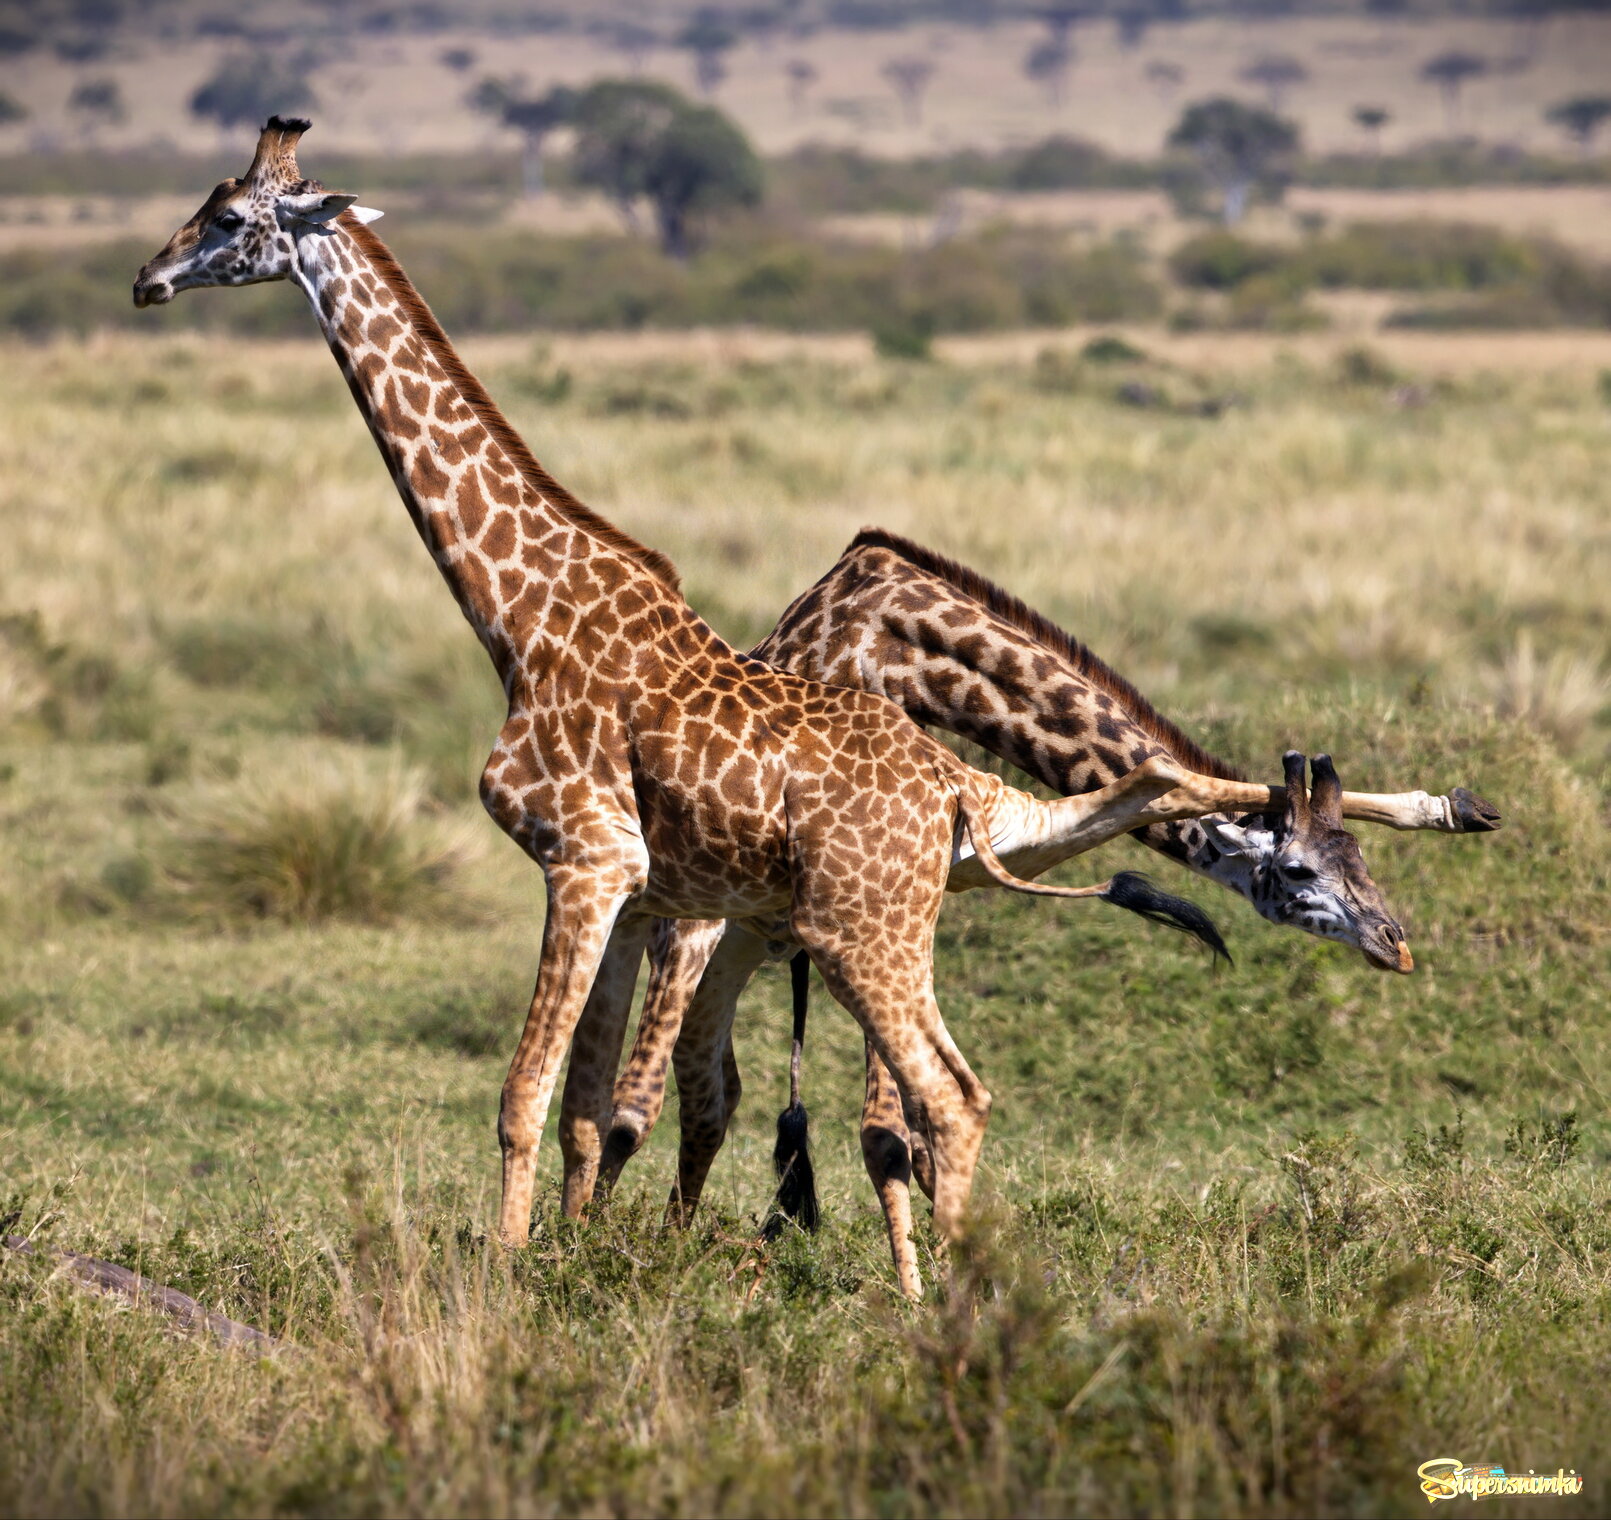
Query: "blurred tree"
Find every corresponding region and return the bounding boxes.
[608,21,660,73]
[678,9,738,96]
[55,37,111,63]
[1352,104,1390,155]
[734,4,784,50]
[67,77,125,142]
[1545,94,1611,153]
[190,53,317,140]
[1145,60,1184,102]
[1035,2,1085,43]
[572,79,761,259]
[1239,53,1309,112]
[438,46,477,74]
[785,57,818,117]
[881,55,935,127]
[1167,96,1299,224]
[1420,50,1487,134]
[467,77,577,198]
[1113,5,1151,50]
[1023,36,1073,109]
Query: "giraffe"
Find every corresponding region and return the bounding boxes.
[132,118,1322,1267]
[587,529,1501,1292]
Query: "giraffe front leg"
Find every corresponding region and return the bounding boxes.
[498,865,641,1249]
[861,1040,923,1300]
[558,913,652,1218]
[598,917,727,1195]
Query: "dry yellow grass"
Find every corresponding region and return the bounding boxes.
[3,327,1606,749]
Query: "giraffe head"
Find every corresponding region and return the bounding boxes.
[133,116,380,308]
[1211,751,1414,974]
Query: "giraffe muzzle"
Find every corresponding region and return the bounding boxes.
[132,273,173,308]
[1362,920,1414,974]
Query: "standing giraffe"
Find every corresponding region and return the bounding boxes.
[133,118,1321,1269]
[590,530,1500,1291]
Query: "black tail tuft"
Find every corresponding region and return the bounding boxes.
[766,1101,820,1236]
[765,949,821,1238]
[1104,870,1232,964]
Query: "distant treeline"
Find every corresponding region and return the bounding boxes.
[3,137,1609,208]
[2,225,1162,340]
[12,216,1611,341]
[1169,220,1611,331]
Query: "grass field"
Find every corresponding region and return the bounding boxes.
[2,327,1610,1516]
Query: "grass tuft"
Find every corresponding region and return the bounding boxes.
[163,759,481,927]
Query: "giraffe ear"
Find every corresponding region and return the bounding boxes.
[1209,822,1263,859]
[349,205,384,224]
[278,191,358,226]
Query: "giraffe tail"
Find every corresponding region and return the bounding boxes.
[765,950,820,1237]
[959,790,1230,963]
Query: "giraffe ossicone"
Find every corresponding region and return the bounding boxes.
[135,117,1318,1284]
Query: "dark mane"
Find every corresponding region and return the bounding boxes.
[341,216,681,593]
[847,527,1244,783]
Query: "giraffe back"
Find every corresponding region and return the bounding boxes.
[752,529,1243,801]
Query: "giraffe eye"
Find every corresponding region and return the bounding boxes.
[1283,863,1316,881]
[215,211,245,232]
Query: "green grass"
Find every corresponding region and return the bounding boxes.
[1,332,1609,1516]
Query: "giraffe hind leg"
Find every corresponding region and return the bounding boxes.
[597,917,726,1196]
[860,1039,923,1298]
[662,926,770,1227]
[557,913,652,1218]
[800,927,991,1285]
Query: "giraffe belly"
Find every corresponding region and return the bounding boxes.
[635,872,793,921]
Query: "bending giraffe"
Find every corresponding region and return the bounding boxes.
[133,118,1319,1271]
[587,530,1500,1292]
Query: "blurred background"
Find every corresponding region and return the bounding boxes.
[4,0,1611,339]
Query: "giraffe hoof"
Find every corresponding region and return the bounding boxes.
[1450,788,1501,833]
[598,1122,644,1186]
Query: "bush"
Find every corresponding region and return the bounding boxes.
[1167,220,1611,331]
[1300,220,1539,291]
[1169,230,1290,291]
[1080,333,1148,364]
[1300,141,1611,191]
[871,309,934,360]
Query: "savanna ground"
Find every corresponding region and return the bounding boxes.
[3,326,1610,1517]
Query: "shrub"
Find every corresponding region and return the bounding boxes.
[163,761,478,926]
[871,309,934,360]
[1168,230,1289,291]
[1299,220,1538,291]
[1080,333,1148,364]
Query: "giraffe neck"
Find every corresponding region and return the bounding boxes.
[752,536,1272,910]
[286,215,677,686]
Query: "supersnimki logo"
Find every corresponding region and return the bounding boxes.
[1418,1458,1584,1503]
